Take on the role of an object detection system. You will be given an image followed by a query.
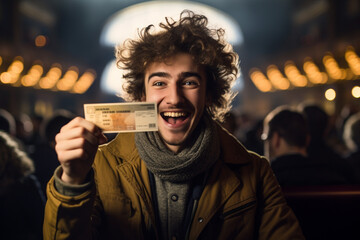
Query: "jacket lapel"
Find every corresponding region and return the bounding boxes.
[189,159,242,239]
[189,125,255,239]
[108,133,157,236]
[106,125,256,239]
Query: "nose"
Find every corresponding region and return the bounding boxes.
[165,83,183,105]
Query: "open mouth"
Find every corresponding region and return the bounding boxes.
[161,111,190,125]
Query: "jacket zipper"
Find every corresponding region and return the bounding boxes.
[220,200,257,219]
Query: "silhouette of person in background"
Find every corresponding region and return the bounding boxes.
[0,109,30,152]
[0,131,45,240]
[15,113,36,156]
[342,112,360,184]
[243,119,264,155]
[0,108,16,137]
[299,103,353,183]
[262,106,348,186]
[31,109,75,194]
[15,113,34,145]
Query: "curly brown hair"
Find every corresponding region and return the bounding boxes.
[116,10,239,122]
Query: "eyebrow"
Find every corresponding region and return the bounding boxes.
[148,72,170,82]
[147,71,202,82]
[180,72,202,80]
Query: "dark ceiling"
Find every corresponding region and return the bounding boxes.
[4,0,353,71]
[2,0,359,72]
[0,0,359,116]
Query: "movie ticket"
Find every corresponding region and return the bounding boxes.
[84,102,158,133]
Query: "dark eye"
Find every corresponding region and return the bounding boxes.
[153,81,164,86]
[183,80,199,87]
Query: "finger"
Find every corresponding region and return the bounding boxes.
[56,134,99,162]
[61,117,102,136]
[55,137,93,152]
[56,126,99,146]
[58,148,88,163]
[60,117,86,131]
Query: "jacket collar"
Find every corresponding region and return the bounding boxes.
[216,123,252,165]
[103,121,255,239]
[104,132,139,162]
[188,124,255,239]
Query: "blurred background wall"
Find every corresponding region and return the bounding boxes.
[0,0,359,121]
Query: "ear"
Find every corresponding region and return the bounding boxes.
[271,132,281,148]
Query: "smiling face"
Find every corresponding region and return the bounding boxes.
[143,53,208,153]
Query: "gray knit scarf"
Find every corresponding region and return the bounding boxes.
[135,114,220,182]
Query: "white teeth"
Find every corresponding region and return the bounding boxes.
[163,112,186,117]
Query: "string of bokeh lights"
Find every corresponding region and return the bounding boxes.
[249,46,360,100]
[0,55,96,94]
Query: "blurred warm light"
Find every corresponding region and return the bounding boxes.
[284,61,308,87]
[48,65,62,79]
[266,65,290,90]
[284,61,307,87]
[39,64,62,89]
[2,58,24,85]
[352,86,360,98]
[345,46,360,75]
[39,77,53,89]
[325,88,336,101]
[31,64,43,74]
[0,72,12,84]
[9,60,24,74]
[21,64,43,86]
[248,47,359,93]
[101,1,244,47]
[56,66,79,91]
[249,68,272,92]
[72,70,96,94]
[0,57,94,93]
[21,75,34,87]
[323,54,346,80]
[303,58,327,84]
[35,35,47,47]
[100,1,244,95]
[100,59,124,96]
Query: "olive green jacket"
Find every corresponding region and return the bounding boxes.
[43,125,304,240]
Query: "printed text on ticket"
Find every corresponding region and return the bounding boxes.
[84,102,158,133]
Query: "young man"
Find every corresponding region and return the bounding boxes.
[262,106,347,186]
[43,11,304,240]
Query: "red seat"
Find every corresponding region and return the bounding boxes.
[282,185,360,240]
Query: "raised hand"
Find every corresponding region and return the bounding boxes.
[55,117,108,184]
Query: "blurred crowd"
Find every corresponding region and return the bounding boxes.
[0,108,74,239]
[0,102,359,239]
[222,103,360,186]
